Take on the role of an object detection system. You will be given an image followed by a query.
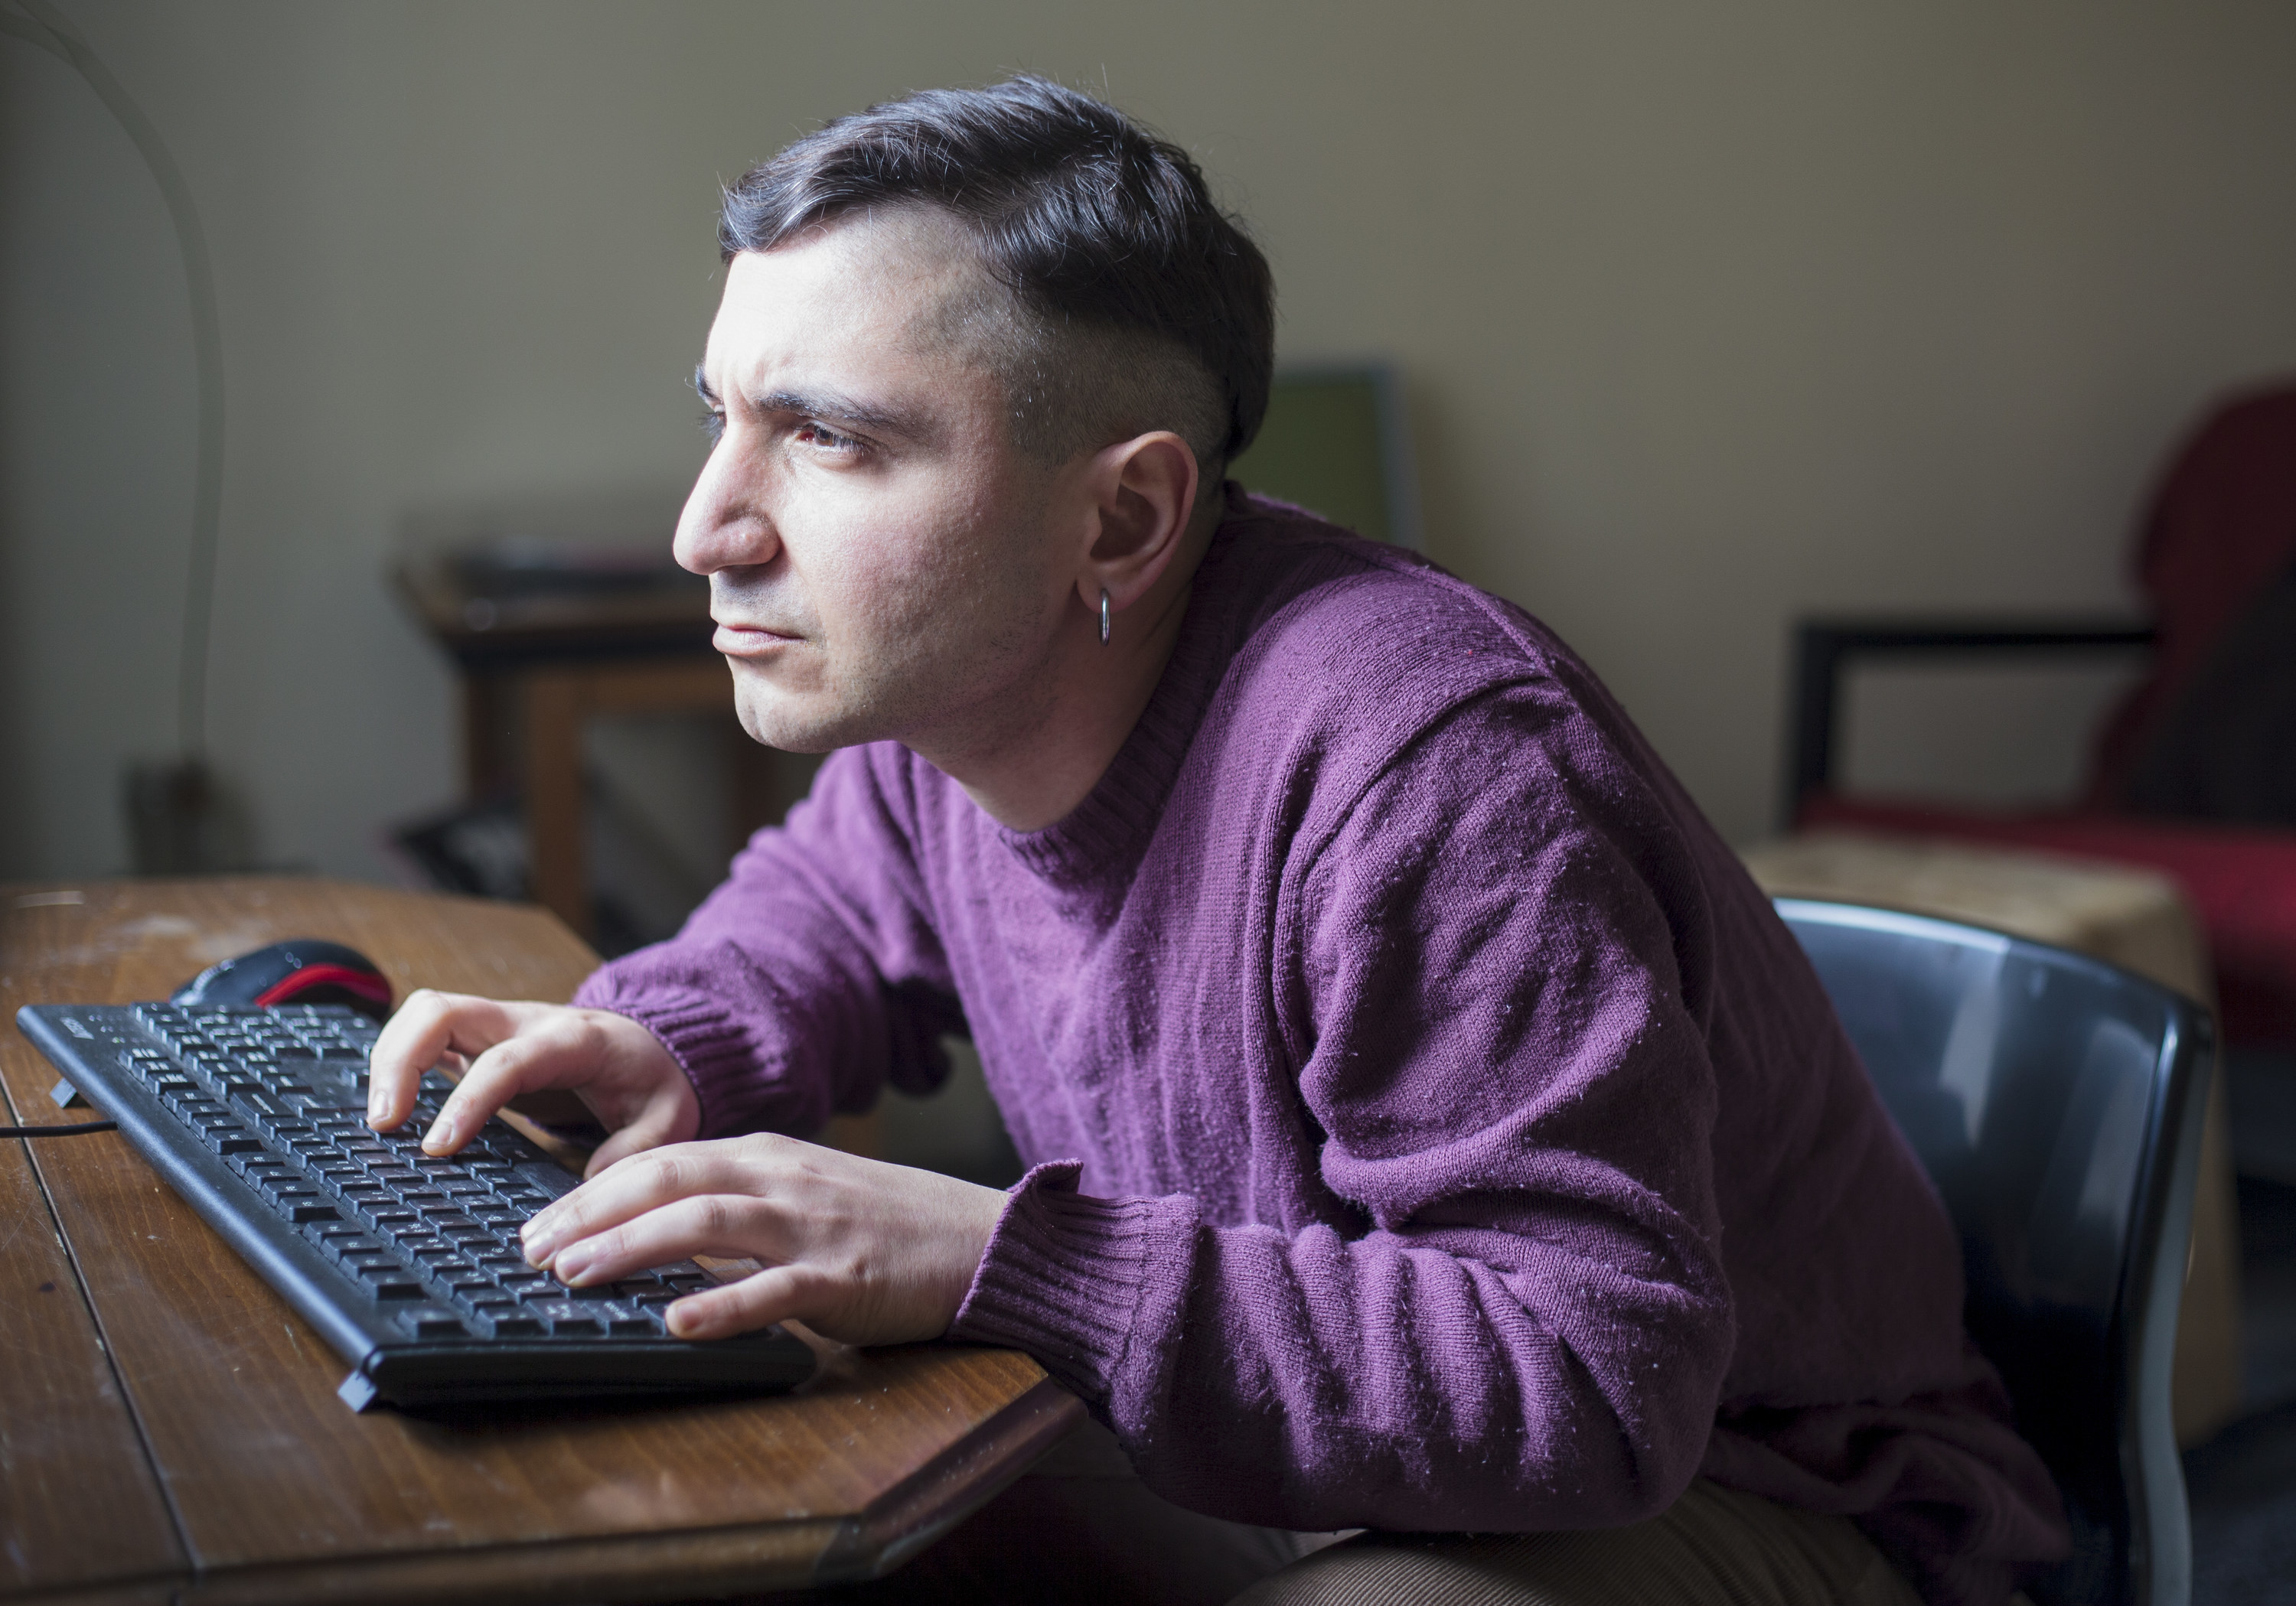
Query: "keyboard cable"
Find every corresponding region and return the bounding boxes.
[2,1121,119,1136]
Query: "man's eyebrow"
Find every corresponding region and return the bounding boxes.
[755,387,923,438]
[692,366,929,440]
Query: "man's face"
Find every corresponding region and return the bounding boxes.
[676,213,1075,761]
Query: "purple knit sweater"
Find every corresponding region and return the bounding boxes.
[576,490,2069,1604]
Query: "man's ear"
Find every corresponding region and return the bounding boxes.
[1075,431,1202,622]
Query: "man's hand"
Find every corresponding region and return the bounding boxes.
[366,991,699,1175]
[518,1135,1006,1346]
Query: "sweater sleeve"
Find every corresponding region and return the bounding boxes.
[951,684,1738,1533]
[572,744,963,1139]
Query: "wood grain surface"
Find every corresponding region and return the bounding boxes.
[0,1105,184,1599]
[1,879,1081,1604]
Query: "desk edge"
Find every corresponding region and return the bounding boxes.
[814,1370,1089,1585]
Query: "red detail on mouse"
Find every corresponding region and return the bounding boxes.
[171,940,394,1021]
[253,964,393,1010]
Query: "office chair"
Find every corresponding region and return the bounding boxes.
[1777,898,2216,1606]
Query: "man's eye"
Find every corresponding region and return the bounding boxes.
[700,409,725,446]
[794,421,859,452]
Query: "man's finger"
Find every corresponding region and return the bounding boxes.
[664,1262,830,1341]
[585,1101,692,1177]
[540,1189,791,1290]
[421,1023,590,1154]
[365,990,514,1130]
[524,1137,793,1257]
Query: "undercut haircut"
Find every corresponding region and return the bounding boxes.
[717,77,1276,484]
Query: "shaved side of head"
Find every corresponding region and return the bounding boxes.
[718,77,1273,496]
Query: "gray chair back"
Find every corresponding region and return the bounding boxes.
[1776,898,2213,1606]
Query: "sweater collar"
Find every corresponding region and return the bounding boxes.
[993,490,1253,884]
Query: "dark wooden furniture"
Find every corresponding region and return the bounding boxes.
[1781,617,2157,829]
[394,560,814,941]
[1,878,1081,1604]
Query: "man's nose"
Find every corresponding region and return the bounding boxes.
[672,447,781,576]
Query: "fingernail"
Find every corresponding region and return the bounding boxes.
[666,1301,706,1340]
[422,1116,454,1153]
[554,1246,593,1284]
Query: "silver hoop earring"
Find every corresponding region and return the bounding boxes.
[1099,588,1111,646]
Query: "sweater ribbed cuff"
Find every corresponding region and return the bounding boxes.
[570,978,778,1138]
[950,1160,1181,1406]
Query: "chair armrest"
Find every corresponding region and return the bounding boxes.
[1784,617,2155,828]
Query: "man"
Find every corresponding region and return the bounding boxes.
[368,77,2068,1605]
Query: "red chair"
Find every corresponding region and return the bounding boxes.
[1788,382,2296,1051]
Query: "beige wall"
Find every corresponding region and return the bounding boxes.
[7,0,2295,882]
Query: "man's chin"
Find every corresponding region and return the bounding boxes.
[731,685,863,756]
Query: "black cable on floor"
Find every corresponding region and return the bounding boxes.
[1,1120,119,1137]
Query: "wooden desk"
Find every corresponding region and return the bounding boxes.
[1,878,1081,1604]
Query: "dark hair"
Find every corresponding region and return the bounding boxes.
[718,76,1275,471]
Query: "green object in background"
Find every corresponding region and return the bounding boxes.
[1228,363,1419,548]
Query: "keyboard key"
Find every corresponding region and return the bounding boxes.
[399,1308,468,1340]
[227,1085,288,1118]
[511,1165,578,1199]
[526,1302,605,1337]
[305,1223,367,1256]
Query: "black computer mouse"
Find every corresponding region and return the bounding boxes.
[171,940,393,1021]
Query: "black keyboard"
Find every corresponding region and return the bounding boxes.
[17,1000,815,1411]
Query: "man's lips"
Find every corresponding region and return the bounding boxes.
[713,622,803,656]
